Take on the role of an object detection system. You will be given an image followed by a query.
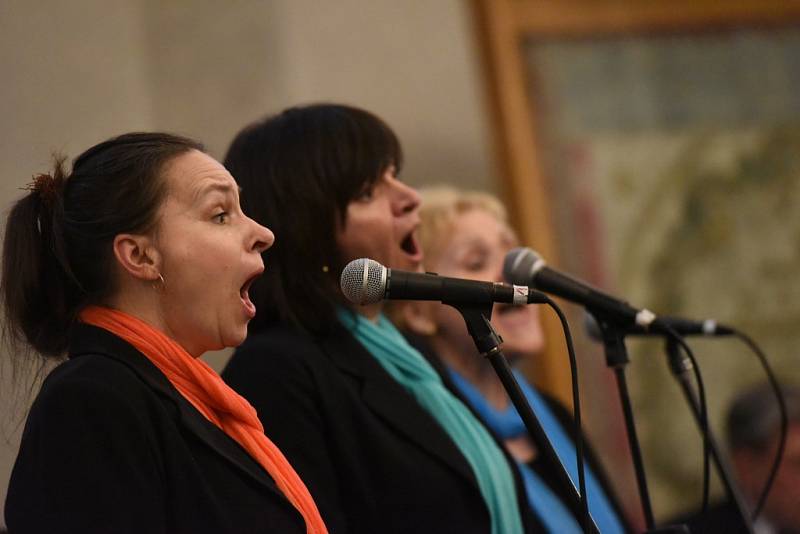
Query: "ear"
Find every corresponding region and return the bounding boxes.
[400,300,438,336]
[112,233,161,282]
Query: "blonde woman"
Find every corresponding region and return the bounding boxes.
[395,186,631,534]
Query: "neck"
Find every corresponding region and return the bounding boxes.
[431,335,509,410]
[106,289,203,358]
[354,302,382,323]
[106,292,156,328]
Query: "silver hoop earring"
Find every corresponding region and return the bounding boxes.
[152,273,166,290]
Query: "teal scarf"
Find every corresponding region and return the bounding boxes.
[338,310,524,534]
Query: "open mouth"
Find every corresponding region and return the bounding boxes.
[493,302,531,327]
[495,302,524,317]
[400,231,421,259]
[495,303,514,315]
[240,272,260,318]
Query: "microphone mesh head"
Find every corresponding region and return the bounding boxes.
[340,258,387,305]
[503,247,542,285]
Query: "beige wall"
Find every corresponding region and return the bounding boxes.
[0,0,495,524]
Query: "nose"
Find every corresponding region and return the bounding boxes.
[391,179,421,216]
[249,218,275,254]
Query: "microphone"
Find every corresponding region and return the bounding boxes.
[340,258,548,306]
[504,247,660,330]
[584,311,733,340]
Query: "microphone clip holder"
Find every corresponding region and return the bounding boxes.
[444,300,503,356]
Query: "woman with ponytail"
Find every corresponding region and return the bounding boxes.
[3,133,328,534]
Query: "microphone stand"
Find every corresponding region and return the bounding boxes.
[449,301,600,534]
[664,339,754,534]
[592,312,689,534]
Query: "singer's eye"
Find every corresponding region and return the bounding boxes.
[466,260,485,271]
[462,251,487,271]
[213,212,229,224]
[355,184,375,202]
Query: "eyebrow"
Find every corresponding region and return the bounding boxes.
[193,182,242,202]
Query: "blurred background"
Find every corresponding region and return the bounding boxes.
[2,0,799,529]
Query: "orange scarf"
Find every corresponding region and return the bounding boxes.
[80,306,328,534]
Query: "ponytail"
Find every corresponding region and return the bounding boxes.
[2,157,81,357]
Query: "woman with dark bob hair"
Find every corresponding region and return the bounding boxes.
[3,133,328,533]
[222,104,542,533]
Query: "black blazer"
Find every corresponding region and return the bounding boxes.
[223,323,543,534]
[5,324,305,534]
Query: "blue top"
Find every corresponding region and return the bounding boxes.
[449,368,626,534]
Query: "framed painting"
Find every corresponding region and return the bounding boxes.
[473,0,800,521]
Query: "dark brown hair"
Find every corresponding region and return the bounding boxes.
[1,132,204,358]
[224,104,402,334]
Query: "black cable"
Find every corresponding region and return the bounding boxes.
[660,328,711,513]
[540,295,590,532]
[731,330,788,521]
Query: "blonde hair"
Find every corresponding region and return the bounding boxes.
[418,186,509,268]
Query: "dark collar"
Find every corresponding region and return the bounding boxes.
[68,323,289,502]
[318,322,478,486]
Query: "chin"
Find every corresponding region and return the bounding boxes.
[220,328,248,349]
[388,253,420,272]
[227,333,248,348]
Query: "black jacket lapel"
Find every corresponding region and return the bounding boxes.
[319,325,478,486]
[68,324,290,502]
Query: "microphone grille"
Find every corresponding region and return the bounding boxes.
[503,247,542,286]
[340,258,387,305]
